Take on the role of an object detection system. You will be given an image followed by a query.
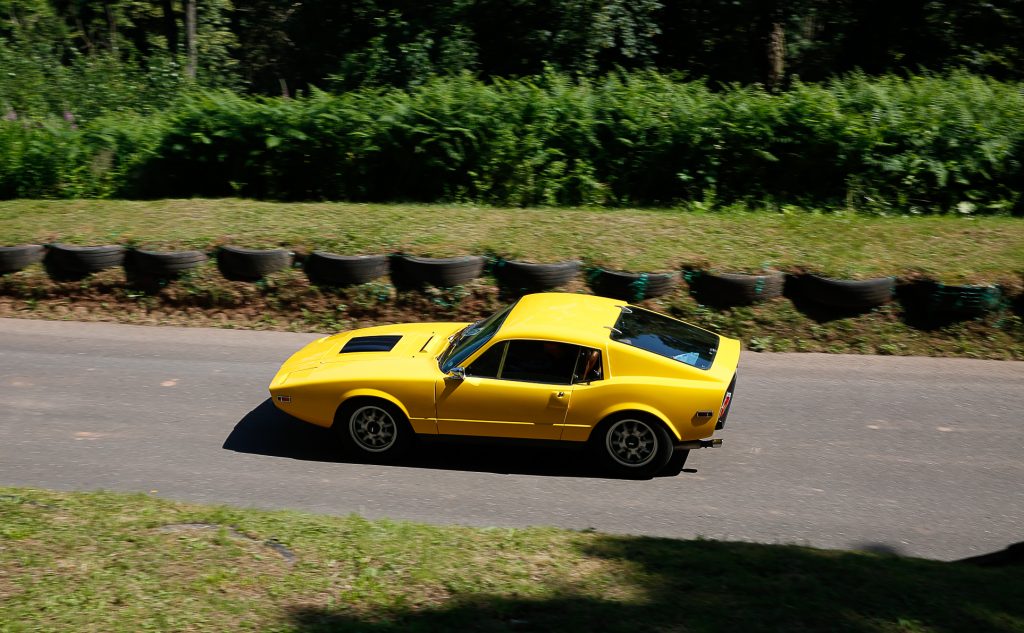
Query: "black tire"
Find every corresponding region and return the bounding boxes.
[217,245,293,281]
[591,413,675,479]
[493,259,581,291]
[305,252,388,287]
[686,270,784,307]
[796,274,895,310]
[334,399,414,462]
[898,280,1002,319]
[45,244,125,279]
[125,249,208,278]
[389,254,485,288]
[1012,290,1024,318]
[587,269,676,301]
[0,244,45,274]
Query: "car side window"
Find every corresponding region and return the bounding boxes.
[466,341,506,378]
[575,347,603,383]
[500,340,580,385]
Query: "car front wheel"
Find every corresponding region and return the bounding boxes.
[594,414,674,479]
[335,400,413,462]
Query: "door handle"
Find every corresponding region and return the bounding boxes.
[549,390,569,410]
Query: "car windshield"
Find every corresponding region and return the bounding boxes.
[610,307,719,370]
[439,301,517,372]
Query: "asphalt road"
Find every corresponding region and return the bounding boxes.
[1,317,1021,561]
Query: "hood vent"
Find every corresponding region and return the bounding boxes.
[340,335,402,353]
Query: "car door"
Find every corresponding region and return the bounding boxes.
[434,339,581,440]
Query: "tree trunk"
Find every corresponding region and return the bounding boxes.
[767,21,785,91]
[185,0,197,79]
[75,17,94,52]
[102,0,117,53]
[161,0,178,56]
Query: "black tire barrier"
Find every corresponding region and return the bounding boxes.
[305,252,388,287]
[125,249,208,278]
[586,268,676,301]
[898,280,1002,320]
[1012,291,1024,318]
[389,254,485,288]
[0,244,45,274]
[493,259,581,291]
[792,274,895,310]
[44,244,125,280]
[217,245,293,281]
[684,270,784,307]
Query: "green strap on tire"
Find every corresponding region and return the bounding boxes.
[628,273,649,302]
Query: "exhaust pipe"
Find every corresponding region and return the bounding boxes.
[677,438,723,450]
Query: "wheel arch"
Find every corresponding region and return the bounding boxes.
[334,389,411,427]
[589,405,681,442]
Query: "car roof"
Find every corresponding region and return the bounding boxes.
[496,292,624,347]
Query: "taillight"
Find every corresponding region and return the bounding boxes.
[716,373,736,430]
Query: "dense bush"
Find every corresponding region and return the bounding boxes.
[1,72,1022,213]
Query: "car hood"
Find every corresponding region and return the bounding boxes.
[271,322,466,384]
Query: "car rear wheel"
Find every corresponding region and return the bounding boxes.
[335,400,413,462]
[594,414,674,479]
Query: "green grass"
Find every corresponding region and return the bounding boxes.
[1,200,1022,282]
[0,487,1021,633]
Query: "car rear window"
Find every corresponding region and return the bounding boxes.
[610,307,719,370]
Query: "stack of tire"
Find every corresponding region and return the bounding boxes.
[217,245,293,281]
[0,244,45,275]
[492,258,580,293]
[785,273,896,315]
[586,268,676,301]
[389,254,486,289]
[44,244,126,280]
[897,280,1002,326]
[304,252,389,287]
[126,249,208,282]
[684,269,785,307]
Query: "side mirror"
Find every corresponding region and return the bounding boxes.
[448,366,466,381]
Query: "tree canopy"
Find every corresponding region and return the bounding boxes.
[2,0,1023,117]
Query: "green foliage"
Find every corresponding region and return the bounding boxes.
[656,0,1024,85]
[1,72,1023,213]
[3,0,1024,107]
[0,0,237,122]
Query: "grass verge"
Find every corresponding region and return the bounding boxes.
[1,487,1021,633]
[1,199,1023,282]
[0,264,1022,360]
[1,200,1022,359]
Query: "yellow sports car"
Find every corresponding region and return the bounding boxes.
[270,292,739,477]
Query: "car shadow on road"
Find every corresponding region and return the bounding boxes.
[222,399,692,479]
